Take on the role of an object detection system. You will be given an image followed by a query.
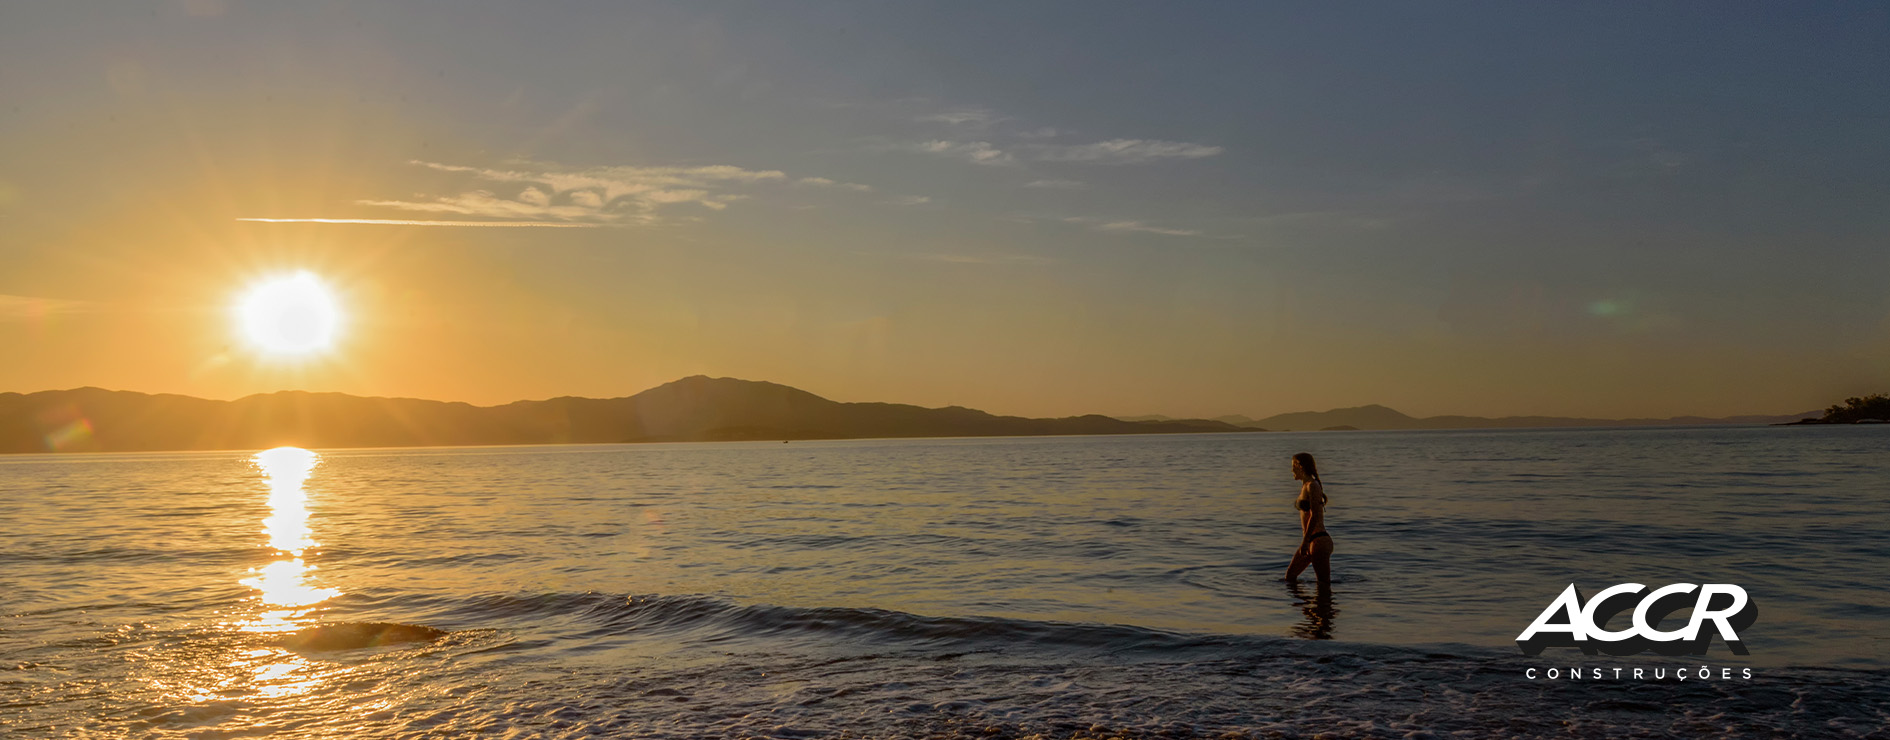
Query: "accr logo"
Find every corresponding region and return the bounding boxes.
[1516,583,1756,657]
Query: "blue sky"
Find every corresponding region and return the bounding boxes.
[0,2,1885,418]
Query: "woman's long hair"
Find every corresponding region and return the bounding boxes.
[1293,452,1328,504]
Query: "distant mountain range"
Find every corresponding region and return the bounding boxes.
[1122,403,1817,432]
[2,377,1823,454]
[0,376,1254,454]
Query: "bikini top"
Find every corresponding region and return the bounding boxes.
[1297,481,1322,511]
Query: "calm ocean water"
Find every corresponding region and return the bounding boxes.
[3,426,1886,738]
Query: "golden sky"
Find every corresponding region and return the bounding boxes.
[2,4,1885,420]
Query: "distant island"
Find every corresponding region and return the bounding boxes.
[1121,404,1817,432]
[0,376,1255,454]
[1780,393,1890,425]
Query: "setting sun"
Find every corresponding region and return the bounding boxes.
[235,272,342,356]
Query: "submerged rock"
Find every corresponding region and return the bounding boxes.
[281,622,448,652]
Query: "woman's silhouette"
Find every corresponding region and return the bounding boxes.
[1283,452,1333,585]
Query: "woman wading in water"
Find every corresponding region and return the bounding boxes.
[1284,452,1333,584]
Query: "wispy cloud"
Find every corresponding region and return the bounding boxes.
[378,160,786,223]
[796,176,875,192]
[860,250,1053,266]
[1023,179,1086,189]
[912,140,1014,166]
[1034,139,1223,164]
[909,252,1052,265]
[1239,209,1353,224]
[886,195,934,206]
[907,138,1222,167]
[1094,220,1202,237]
[895,101,1222,165]
[0,294,98,320]
[237,218,602,228]
[916,106,1005,128]
[253,159,877,227]
[1061,216,1228,238]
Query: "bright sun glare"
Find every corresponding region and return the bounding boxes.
[235,272,342,356]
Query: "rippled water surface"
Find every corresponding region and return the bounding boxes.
[3,426,1886,738]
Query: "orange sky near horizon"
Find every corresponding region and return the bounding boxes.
[3,195,1865,422]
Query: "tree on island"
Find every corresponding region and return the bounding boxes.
[1819,393,1890,423]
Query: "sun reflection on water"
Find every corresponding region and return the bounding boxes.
[224,447,343,705]
[242,447,341,624]
[141,447,354,711]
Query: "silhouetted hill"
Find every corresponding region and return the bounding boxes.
[0,376,1255,453]
[1254,404,1419,430]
